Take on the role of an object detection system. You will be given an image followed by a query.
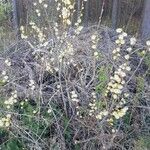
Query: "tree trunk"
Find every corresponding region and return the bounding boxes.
[141,0,150,40]
[111,0,119,29]
[12,0,19,30]
[12,0,27,37]
[77,0,81,19]
[84,0,89,26]
[96,0,102,22]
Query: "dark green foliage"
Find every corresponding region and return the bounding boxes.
[0,138,25,150]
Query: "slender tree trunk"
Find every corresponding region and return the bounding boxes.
[141,0,150,40]
[12,0,19,30]
[111,0,119,29]
[72,0,80,25]
[12,0,27,37]
[96,0,102,22]
[21,0,27,25]
[77,0,81,19]
[84,0,89,26]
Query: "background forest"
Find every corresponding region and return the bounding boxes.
[0,0,150,150]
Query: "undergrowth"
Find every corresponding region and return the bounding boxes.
[0,0,150,150]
